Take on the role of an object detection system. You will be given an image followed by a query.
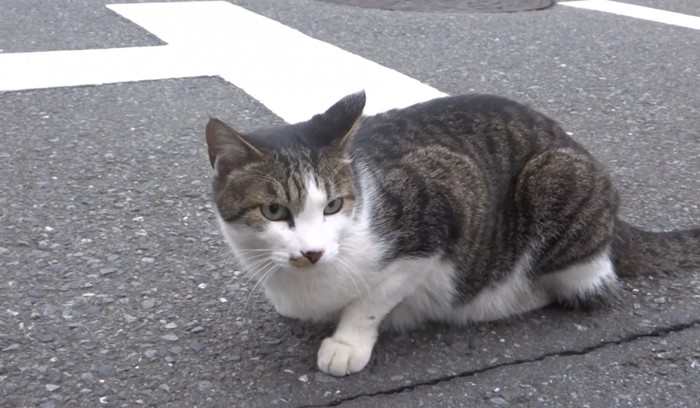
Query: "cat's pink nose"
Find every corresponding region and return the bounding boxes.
[301,250,324,264]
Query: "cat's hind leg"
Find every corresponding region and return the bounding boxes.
[536,250,618,309]
[515,148,620,308]
[455,250,617,324]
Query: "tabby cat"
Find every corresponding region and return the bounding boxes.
[205,92,699,377]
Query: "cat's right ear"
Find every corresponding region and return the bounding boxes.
[205,118,263,174]
[318,91,366,150]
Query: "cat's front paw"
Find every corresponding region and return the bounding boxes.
[317,336,373,377]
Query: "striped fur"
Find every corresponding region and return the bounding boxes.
[206,91,699,376]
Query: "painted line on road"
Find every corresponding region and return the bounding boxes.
[0,1,445,123]
[0,46,212,92]
[560,0,700,30]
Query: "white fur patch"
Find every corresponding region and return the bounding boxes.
[453,251,552,323]
[536,250,616,301]
[384,257,457,330]
[293,178,332,255]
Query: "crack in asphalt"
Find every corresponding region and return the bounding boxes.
[299,320,700,408]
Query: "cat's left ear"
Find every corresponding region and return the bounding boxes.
[316,90,366,149]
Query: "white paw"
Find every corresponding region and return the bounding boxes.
[317,337,373,377]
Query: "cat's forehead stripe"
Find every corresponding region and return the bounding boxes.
[289,171,303,203]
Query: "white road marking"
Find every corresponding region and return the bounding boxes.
[1,1,696,122]
[0,46,210,92]
[560,0,700,30]
[0,1,445,123]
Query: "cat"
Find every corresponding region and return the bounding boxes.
[205,91,700,377]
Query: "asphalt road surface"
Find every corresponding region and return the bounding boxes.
[1,1,699,407]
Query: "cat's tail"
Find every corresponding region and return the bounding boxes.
[612,219,700,277]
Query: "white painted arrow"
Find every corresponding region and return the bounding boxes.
[0,1,445,123]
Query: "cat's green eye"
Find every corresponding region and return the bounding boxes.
[260,204,290,221]
[323,198,344,215]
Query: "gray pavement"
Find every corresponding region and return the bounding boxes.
[1,1,699,407]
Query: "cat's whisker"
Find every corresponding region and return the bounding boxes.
[334,255,382,319]
[327,160,354,187]
[331,259,362,299]
[207,248,240,264]
[230,253,272,280]
[236,251,274,263]
[335,255,372,300]
[241,264,270,310]
[256,264,280,301]
[234,251,274,267]
[244,262,279,310]
[245,172,285,189]
[235,256,272,277]
[239,257,276,288]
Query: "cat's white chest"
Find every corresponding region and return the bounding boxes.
[263,264,361,321]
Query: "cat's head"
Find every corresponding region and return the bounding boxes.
[206,91,366,270]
